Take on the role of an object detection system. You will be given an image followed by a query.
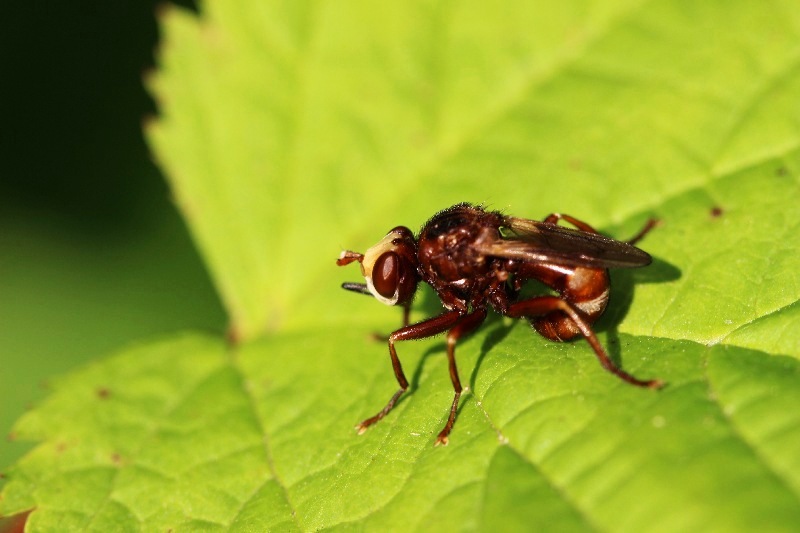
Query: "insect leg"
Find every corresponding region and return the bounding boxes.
[545,212,658,247]
[544,213,659,245]
[506,296,663,389]
[543,213,598,233]
[336,250,364,266]
[625,218,659,245]
[435,308,488,447]
[356,310,462,434]
[401,300,411,328]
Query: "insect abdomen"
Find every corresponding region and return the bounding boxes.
[530,266,610,341]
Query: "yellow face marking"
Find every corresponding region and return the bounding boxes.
[361,230,405,305]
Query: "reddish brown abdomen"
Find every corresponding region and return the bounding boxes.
[519,264,610,341]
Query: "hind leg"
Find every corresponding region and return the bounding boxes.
[506,295,662,389]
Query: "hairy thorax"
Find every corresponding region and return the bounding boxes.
[416,205,504,308]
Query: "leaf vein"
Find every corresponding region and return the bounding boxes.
[704,355,800,502]
[229,354,302,530]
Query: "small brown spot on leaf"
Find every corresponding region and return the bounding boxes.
[710,206,723,218]
[226,324,242,345]
[97,387,111,399]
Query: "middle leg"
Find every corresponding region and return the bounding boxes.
[435,308,488,446]
[356,310,462,434]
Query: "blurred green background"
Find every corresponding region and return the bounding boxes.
[0,2,226,474]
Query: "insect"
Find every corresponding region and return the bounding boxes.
[337,203,663,446]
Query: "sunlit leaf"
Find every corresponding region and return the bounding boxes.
[4,0,800,530]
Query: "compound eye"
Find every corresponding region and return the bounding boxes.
[372,252,399,299]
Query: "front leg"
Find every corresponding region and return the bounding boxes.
[356,310,462,434]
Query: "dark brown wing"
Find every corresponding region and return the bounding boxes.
[474,216,652,269]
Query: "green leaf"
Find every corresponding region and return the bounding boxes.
[3,332,800,530]
[4,0,800,531]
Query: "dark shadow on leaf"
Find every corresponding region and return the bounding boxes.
[600,255,681,368]
[600,255,681,333]
[408,342,446,394]
[632,256,682,284]
[469,314,517,391]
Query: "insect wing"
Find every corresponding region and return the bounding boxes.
[476,216,652,269]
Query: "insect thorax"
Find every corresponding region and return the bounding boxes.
[416,204,504,290]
